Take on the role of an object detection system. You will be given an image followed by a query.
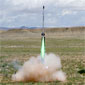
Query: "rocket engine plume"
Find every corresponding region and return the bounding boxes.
[12,53,66,82]
[41,32,45,63]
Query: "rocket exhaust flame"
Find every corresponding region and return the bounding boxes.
[41,33,45,63]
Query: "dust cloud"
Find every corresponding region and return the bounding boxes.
[12,53,66,82]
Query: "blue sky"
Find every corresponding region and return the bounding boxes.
[0,0,85,28]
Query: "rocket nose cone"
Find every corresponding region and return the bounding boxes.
[43,6,45,9]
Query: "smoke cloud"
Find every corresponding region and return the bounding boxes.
[12,53,66,82]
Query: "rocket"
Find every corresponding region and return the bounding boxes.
[41,6,45,63]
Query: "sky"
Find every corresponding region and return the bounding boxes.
[0,0,85,28]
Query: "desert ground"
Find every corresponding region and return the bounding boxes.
[0,27,85,84]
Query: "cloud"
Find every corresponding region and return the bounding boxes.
[61,10,77,16]
[0,0,85,27]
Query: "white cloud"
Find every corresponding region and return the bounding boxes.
[58,0,85,7]
[61,10,77,16]
[0,0,85,27]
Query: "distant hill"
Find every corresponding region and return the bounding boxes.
[0,26,85,34]
[0,27,9,30]
[0,26,39,30]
